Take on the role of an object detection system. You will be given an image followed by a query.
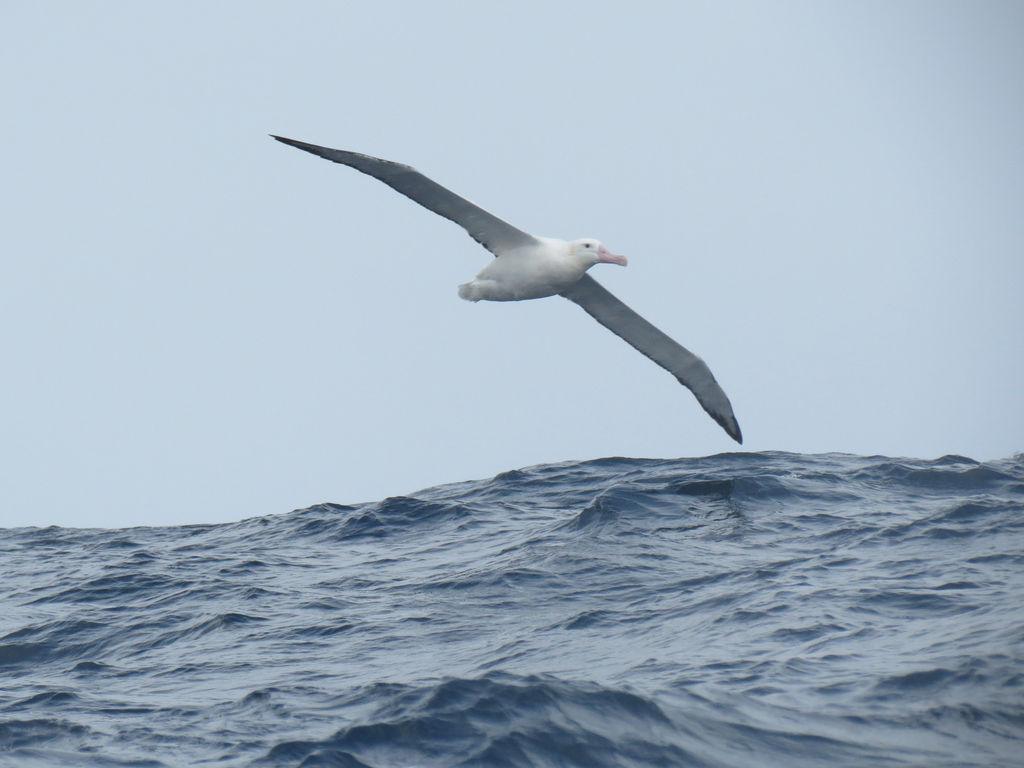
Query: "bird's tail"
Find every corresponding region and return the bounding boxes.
[457,281,484,302]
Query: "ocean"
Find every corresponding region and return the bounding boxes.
[1,451,1022,767]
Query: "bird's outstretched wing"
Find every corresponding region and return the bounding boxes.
[560,275,742,443]
[272,136,538,255]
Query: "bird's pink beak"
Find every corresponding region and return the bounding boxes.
[598,245,627,266]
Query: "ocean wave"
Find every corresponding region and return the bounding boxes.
[1,452,1022,766]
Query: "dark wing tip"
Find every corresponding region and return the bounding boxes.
[727,418,743,445]
[270,135,337,158]
[270,134,313,152]
[707,404,743,444]
[671,373,743,444]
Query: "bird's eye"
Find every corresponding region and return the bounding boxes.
[585,243,592,248]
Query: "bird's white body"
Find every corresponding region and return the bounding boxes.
[458,237,617,301]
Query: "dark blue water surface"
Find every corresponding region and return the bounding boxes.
[2,452,1023,767]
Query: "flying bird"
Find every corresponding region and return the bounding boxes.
[272,136,742,443]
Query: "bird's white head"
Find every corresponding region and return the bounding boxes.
[570,238,628,269]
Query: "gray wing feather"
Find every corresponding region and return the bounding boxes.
[272,136,537,255]
[560,275,743,443]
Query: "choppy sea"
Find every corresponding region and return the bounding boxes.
[2,451,1023,767]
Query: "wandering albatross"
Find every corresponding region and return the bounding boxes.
[272,136,743,444]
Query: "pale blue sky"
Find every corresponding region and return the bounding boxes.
[2,2,1022,528]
